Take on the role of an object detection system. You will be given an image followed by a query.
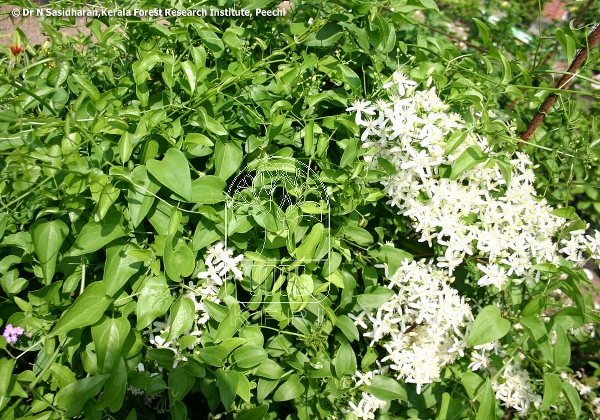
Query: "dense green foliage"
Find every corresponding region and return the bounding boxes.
[1,0,599,419]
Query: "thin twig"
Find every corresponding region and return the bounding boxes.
[509,0,596,111]
[540,0,596,66]
[520,23,600,142]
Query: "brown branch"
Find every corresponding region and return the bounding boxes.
[520,23,600,142]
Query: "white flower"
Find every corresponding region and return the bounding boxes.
[492,362,540,414]
[383,71,417,97]
[346,99,376,125]
[197,261,225,285]
[348,69,567,290]
[357,260,472,394]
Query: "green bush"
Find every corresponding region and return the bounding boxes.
[1,0,599,419]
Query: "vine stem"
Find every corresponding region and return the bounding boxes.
[520,23,600,142]
[540,0,596,66]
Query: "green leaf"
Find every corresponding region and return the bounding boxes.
[476,379,495,420]
[340,22,370,51]
[216,368,239,409]
[197,346,227,367]
[294,223,325,261]
[169,366,195,403]
[118,132,133,163]
[216,305,243,342]
[338,64,361,91]
[562,381,581,418]
[214,139,243,180]
[103,243,143,297]
[136,276,174,330]
[191,176,226,204]
[206,116,228,136]
[357,287,395,310]
[28,281,62,306]
[257,378,279,401]
[375,245,413,275]
[287,273,314,301]
[30,219,68,284]
[273,374,304,401]
[72,73,100,103]
[223,28,243,50]
[67,216,126,257]
[132,52,160,84]
[0,358,15,396]
[472,18,491,47]
[304,23,343,47]
[554,307,585,329]
[166,297,195,343]
[541,373,562,410]
[521,296,545,316]
[553,323,570,367]
[55,374,111,417]
[91,316,130,374]
[233,344,268,369]
[164,235,196,281]
[185,133,214,147]
[444,131,469,156]
[181,61,196,95]
[494,51,513,85]
[340,139,358,168]
[199,31,224,57]
[336,315,359,342]
[50,282,112,336]
[375,13,395,53]
[193,218,221,251]
[55,60,70,88]
[467,305,511,347]
[147,148,192,201]
[255,359,284,380]
[304,120,315,156]
[368,375,408,402]
[461,371,484,400]
[344,226,373,246]
[520,315,553,362]
[450,145,487,180]
[556,27,576,65]
[128,166,160,228]
[98,357,127,412]
[238,405,269,420]
[333,342,356,378]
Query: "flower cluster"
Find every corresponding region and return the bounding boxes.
[147,242,243,362]
[351,260,473,395]
[559,228,600,266]
[348,392,387,420]
[197,241,244,284]
[492,361,541,414]
[344,364,390,419]
[2,324,24,344]
[468,340,541,414]
[349,71,566,287]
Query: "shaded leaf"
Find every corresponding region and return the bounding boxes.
[50,282,112,336]
[30,219,68,284]
[55,374,110,417]
[147,148,192,201]
[136,276,174,330]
